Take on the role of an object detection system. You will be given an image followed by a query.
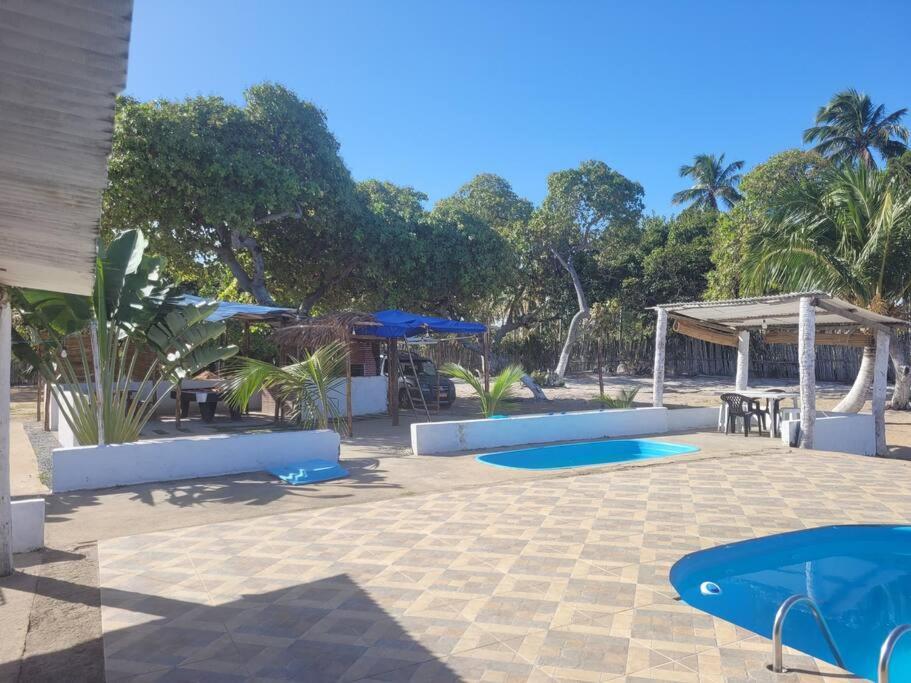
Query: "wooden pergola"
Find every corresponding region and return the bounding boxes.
[651,293,908,455]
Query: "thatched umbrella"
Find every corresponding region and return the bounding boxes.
[273,312,380,353]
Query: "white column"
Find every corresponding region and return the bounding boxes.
[798,296,816,449]
[872,329,890,456]
[735,330,750,391]
[652,308,667,407]
[0,291,13,575]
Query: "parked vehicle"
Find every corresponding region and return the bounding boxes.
[380,352,456,408]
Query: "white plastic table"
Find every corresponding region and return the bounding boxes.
[719,390,800,438]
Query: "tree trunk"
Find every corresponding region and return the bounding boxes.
[552,250,589,380]
[833,344,875,413]
[888,328,910,410]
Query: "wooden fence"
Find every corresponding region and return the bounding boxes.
[421,327,868,383]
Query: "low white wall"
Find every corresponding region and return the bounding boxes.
[411,406,671,455]
[334,376,387,416]
[52,429,341,492]
[780,412,875,456]
[666,406,719,432]
[12,499,44,553]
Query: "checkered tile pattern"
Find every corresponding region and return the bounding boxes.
[98,449,911,681]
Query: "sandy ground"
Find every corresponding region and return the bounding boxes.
[2,375,911,681]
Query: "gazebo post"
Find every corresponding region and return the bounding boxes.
[482,331,490,393]
[1,291,13,575]
[345,333,353,437]
[798,296,816,448]
[872,329,891,456]
[652,308,667,407]
[735,330,750,391]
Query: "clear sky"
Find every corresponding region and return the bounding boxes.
[126,0,911,216]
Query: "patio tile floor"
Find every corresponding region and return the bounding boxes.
[98,447,910,681]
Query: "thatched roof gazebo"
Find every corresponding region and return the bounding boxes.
[651,292,908,455]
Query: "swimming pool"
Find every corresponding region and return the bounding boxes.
[670,525,911,681]
[476,439,699,470]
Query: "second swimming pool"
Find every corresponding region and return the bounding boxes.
[476,438,699,470]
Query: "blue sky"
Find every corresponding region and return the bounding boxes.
[126,0,911,216]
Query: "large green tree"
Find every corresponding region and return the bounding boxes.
[803,89,908,168]
[103,83,368,312]
[706,150,828,299]
[533,161,644,380]
[672,153,744,210]
[743,165,911,410]
[356,179,511,316]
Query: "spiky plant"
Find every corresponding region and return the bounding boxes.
[224,341,351,434]
[441,363,525,418]
[594,386,640,409]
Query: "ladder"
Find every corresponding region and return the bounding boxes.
[771,594,845,673]
[878,624,911,683]
[398,338,432,421]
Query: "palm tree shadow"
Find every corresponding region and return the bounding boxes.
[45,458,402,522]
[4,572,461,681]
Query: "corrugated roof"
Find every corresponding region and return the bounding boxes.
[0,0,133,295]
[654,293,907,330]
[176,295,296,323]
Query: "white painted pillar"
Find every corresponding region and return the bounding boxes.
[652,308,667,407]
[735,330,750,391]
[872,329,890,456]
[0,291,13,575]
[798,296,816,449]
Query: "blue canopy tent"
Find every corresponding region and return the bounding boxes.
[354,309,486,339]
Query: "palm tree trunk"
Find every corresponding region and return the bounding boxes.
[889,328,910,410]
[833,344,875,413]
[553,250,589,381]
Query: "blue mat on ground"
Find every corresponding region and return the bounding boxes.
[269,459,349,485]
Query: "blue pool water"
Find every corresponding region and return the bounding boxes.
[670,525,911,681]
[476,439,699,470]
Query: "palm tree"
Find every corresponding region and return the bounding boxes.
[224,341,351,433]
[803,89,908,168]
[672,154,744,210]
[441,363,525,417]
[743,165,911,411]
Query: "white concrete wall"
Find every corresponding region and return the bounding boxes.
[780,412,875,456]
[12,499,44,553]
[411,407,671,455]
[52,429,341,492]
[666,407,719,432]
[324,376,387,416]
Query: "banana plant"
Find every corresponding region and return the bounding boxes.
[441,363,525,417]
[12,230,237,445]
[223,341,350,434]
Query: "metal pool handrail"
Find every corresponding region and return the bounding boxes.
[878,624,911,683]
[772,594,845,673]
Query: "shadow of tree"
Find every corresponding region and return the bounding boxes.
[1,572,461,682]
[44,458,403,523]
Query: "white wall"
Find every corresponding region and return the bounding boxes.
[52,429,340,492]
[12,499,44,553]
[666,407,720,432]
[326,376,387,416]
[780,412,875,456]
[412,407,673,455]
